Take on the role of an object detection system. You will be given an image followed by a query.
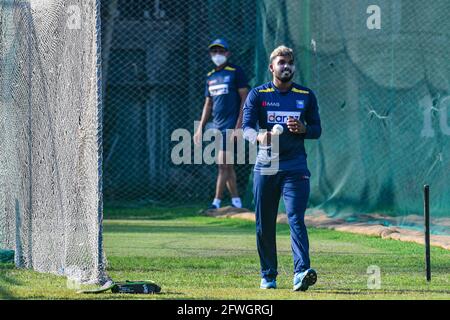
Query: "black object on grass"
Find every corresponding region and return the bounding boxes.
[424,184,431,282]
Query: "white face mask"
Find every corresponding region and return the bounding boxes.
[212,54,227,66]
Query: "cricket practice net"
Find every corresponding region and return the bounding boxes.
[0,0,106,283]
[101,0,450,235]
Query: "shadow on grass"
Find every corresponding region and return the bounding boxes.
[104,205,204,221]
[103,223,254,236]
[312,287,450,295]
[0,264,21,299]
[71,291,186,300]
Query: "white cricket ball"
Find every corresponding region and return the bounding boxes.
[271,124,284,136]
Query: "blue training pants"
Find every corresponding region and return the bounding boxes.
[253,170,311,280]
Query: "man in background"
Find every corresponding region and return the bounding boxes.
[194,38,249,210]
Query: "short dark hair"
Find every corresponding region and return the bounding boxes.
[269,45,294,63]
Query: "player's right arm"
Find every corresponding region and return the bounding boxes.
[242,88,271,146]
[194,97,213,145]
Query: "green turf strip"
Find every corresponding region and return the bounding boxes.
[1,212,449,299]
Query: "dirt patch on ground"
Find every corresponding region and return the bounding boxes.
[202,207,450,250]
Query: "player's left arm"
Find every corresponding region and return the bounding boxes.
[288,91,322,138]
[303,90,322,139]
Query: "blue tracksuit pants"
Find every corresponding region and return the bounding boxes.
[253,170,311,280]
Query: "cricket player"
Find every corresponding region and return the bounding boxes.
[242,46,322,291]
[194,38,249,210]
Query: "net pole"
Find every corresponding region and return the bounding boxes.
[424,184,431,282]
[25,0,33,269]
[95,0,106,283]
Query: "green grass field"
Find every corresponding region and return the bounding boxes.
[1,206,450,300]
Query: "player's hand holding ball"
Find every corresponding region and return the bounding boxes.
[287,116,306,134]
[271,124,284,136]
[257,124,284,146]
[257,131,271,145]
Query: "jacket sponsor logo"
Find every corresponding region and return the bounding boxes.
[209,84,229,96]
[261,101,280,107]
[267,111,301,123]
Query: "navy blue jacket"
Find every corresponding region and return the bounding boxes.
[242,81,321,172]
[205,63,248,131]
